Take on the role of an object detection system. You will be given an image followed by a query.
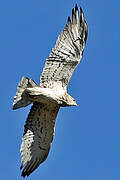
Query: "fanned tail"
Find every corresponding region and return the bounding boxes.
[13,77,38,110]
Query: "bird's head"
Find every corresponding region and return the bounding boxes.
[60,93,77,107]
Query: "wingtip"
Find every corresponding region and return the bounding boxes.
[20,164,27,178]
[21,171,26,178]
[75,4,78,11]
[12,106,15,110]
[80,7,83,14]
[80,7,88,43]
[21,168,29,178]
[12,104,17,110]
[67,16,71,24]
[80,7,85,21]
[72,8,74,16]
[20,164,23,170]
[71,5,86,25]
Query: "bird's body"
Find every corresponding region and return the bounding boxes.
[13,4,88,177]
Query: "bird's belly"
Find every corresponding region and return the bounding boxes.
[25,87,64,105]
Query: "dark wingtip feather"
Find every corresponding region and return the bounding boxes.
[72,6,76,23]
[72,8,74,17]
[21,167,29,178]
[80,7,85,25]
[20,164,23,170]
[80,7,88,43]
[80,7,83,14]
[75,4,78,11]
[12,105,15,110]
[21,171,26,178]
[20,164,28,177]
[21,162,39,178]
[67,16,71,23]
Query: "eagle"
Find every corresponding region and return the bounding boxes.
[13,4,88,177]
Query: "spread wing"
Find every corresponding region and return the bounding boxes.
[40,5,88,89]
[20,102,60,177]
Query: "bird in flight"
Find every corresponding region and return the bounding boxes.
[13,4,88,177]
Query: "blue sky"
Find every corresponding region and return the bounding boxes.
[1,0,120,179]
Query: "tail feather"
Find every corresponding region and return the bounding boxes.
[13,77,38,110]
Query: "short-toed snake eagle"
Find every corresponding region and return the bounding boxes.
[13,4,88,177]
